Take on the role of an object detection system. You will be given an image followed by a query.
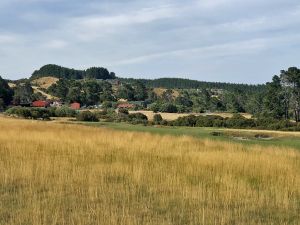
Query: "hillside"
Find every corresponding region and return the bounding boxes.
[31,76,59,89]
[32,86,59,100]
[153,88,180,98]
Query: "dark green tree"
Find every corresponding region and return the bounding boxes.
[85,67,114,80]
[264,75,286,119]
[13,81,33,105]
[0,76,13,109]
[116,84,135,101]
[280,67,300,122]
[133,81,148,101]
[82,80,102,106]
[48,79,69,100]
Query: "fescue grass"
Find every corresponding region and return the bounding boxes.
[0,117,299,224]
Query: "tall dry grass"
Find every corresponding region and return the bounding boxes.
[0,117,299,225]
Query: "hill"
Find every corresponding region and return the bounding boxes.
[31,64,116,80]
[30,65,265,93]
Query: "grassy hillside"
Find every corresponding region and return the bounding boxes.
[0,117,299,224]
[31,76,59,89]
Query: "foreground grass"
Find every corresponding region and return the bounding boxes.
[0,117,299,224]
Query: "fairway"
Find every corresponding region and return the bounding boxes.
[0,117,299,224]
[81,121,300,150]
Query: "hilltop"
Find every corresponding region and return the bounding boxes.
[31,64,116,80]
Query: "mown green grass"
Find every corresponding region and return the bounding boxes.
[81,122,300,150]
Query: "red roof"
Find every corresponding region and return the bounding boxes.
[70,102,80,110]
[32,100,50,108]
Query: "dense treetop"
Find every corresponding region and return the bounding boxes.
[31,64,116,80]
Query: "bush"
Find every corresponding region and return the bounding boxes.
[173,115,197,126]
[118,108,129,115]
[160,103,178,113]
[224,114,256,128]
[102,101,116,109]
[128,113,148,125]
[148,103,160,113]
[76,111,99,122]
[153,114,163,125]
[5,107,50,120]
[195,115,223,127]
[55,106,77,117]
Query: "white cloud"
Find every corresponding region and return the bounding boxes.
[110,38,268,66]
[0,33,19,44]
[42,39,68,49]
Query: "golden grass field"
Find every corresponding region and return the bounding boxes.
[0,117,299,225]
[130,110,252,121]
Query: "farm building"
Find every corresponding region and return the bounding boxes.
[50,101,63,107]
[32,100,50,108]
[70,102,81,110]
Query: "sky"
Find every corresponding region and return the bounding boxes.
[0,0,300,83]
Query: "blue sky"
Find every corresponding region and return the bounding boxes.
[0,0,300,83]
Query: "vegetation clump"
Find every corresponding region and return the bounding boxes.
[76,111,99,122]
[5,106,51,120]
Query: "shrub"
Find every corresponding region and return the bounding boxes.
[173,115,197,127]
[118,108,129,115]
[128,113,148,125]
[55,106,77,117]
[224,114,256,128]
[5,107,50,120]
[102,101,116,109]
[160,103,178,113]
[148,103,160,113]
[153,114,163,125]
[76,111,99,122]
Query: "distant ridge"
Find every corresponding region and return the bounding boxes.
[120,77,265,92]
[29,64,265,92]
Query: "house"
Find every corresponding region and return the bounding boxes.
[117,103,135,109]
[32,100,50,108]
[50,101,63,107]
[70,102,81,110]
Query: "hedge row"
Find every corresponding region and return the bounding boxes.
[170,114,300,131]
[5,106,77,119]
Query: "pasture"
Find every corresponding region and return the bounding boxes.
[0,117,299,224]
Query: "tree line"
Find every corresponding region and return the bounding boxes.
[120,77,265,93]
